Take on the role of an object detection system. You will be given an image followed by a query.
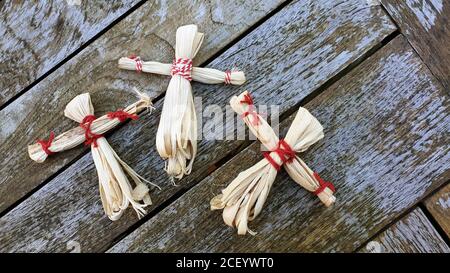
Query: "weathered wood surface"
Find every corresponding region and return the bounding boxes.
[382,0,450,90]
[0,0,141,107]
[425,183,450,239]
[359,208,449,253]
[109,36,450,253]
[0,0,287,214]
[0,0,395,252]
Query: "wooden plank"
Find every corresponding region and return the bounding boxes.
[424,183,450,239]
[108,36,450,253]
[381,0,450,90]
[0,0,141,106]
[0,0,396,252]
[359,208,449,253]
[0,0,286,214]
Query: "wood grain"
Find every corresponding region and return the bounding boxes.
[0,0,395,252]
[359,208,449,253]
[0,0,286,214]
[381,0,450,90]
[0,0,140,106]
[108,36,450,253]
[424,183,450,239]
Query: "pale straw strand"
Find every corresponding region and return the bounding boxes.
[211,91,336,235]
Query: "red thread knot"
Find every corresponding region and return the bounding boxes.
[37,132,55,155]
[107,109,138,123]
[263,139,296,171]
[240,93,254,105]
[80,115,103,147]
[224,70,232,85]
[171,58,193,81]
[129,55,143,72]
[313,172,335,195]
[240,93,259,125]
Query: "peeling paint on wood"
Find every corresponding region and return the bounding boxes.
[405,0,443,31]
[360,208,450,253]
[424,183,450,239]
[0,0,395,252]
[108,36,450,253]
[0,0,140,106]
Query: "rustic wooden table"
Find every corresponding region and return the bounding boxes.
[0,0,448,253]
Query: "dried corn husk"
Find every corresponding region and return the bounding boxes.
[211,91,336,235]
[118,24,246,180]
[28,90,151,163]
[118,60,245,85]
[28,91,159,221]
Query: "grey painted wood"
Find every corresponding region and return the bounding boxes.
[359,208,450,253]
[425,183,450,239]
[108,36,450,252]
[0,0,140,106]
[0,0,395,252]
[382,0,450,90]
[0,0,286,214]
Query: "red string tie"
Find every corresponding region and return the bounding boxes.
[171,58,193,81]
[240,93,259,125]
[80,115,103,147]
[240,93,254,105]
[224,70,232,85]
[263,139,296,171]
[313,172,336,195]
[37,132,55,155]
[129,55,143,72]
[107,109,138,123]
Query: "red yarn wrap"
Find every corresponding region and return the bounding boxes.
[129,55,143,72]
[240,93,254,105]
[313,172,335,195]
[171,58,193,81]
[36,110,139,153]
[37,132,55,155]
[240,93,259,125]
[107,109,138,123]
[224,70,232,85]
[263,139,296,171]
[80,115,103,147]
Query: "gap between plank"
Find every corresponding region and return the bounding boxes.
[419,190,450,247]
[107,140,251,248]
[1,1,402,252]
[0,0,149,112]
[0,0,294,220]
[353,180,450,252]
[379,2,448,93]
[105,30,402,252]
[140,0,295,108]
[351,3,450,251]
[352,204,419,253]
